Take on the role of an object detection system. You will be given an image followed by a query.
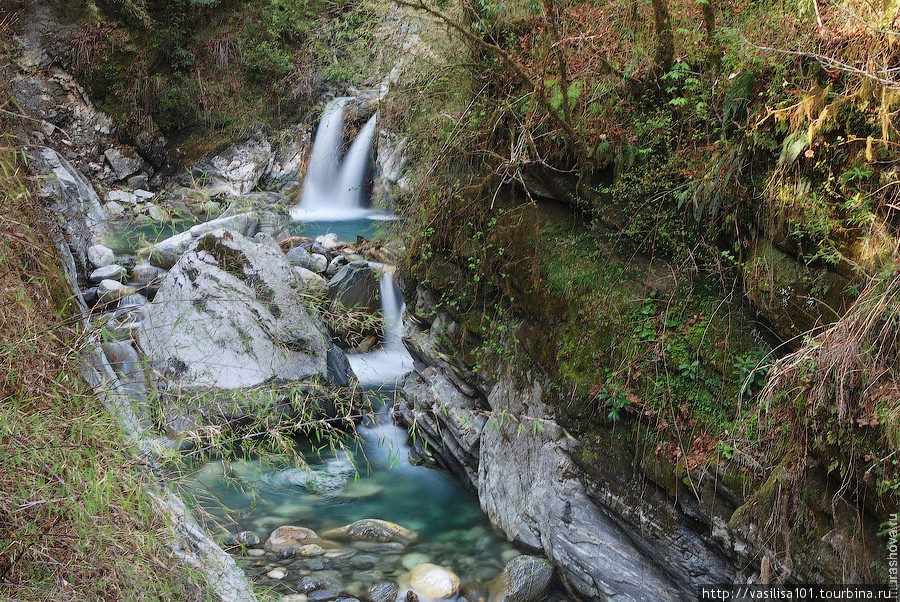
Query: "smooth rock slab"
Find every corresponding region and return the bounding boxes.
[139,230,328,389]
[408,563,460,600]
[189,212,258,238]
[321,519,417,544]
[149,231,194,269]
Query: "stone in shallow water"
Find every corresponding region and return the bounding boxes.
[307,590,339,602]
[299,544,325,557]
[297,574,341,594]
[282,596,308,602]
[267,568,287,579]
[369,582,398,602]
[247,549,265,557]
[401,552,430,571]
[487,555,553,602]
[321,519,417,544]
[408,563,460,600]
[265,526,319,552]
[225,531,261,547]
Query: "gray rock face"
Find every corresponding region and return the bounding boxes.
[41,149,109,267]
[104,147,145,181]
[327,261,379,313]
[488,555,553,602]
[192,133,273,197]
[138,229,328,389]
[189,212,258,238]
[399,316,741,602]
[259,126,309,189]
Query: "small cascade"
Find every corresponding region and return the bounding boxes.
[346,265,413,388]
[335,113,377,209]
[291,101,381,222]
[297,97,348,211]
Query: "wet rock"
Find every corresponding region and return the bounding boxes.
[89,264,126,283]
[369,582,399,602]
[326,255,352,277]
[401,552,430,570]
[87,244,115,268]
[283,595,309,602]
[131,263,163,286]
[299,544,325,557]
[297,574,341,594]
[487,555,553,602]
[247,548,266,557]
[462,583,489,602]
[104,147,144,181]
[321,519,417,544]
[267,568,288,580]
[189,212,258,238]
[138,230,328,389]
[327,261,380,313]
[265,526,319,552]
[225,531,261,547]
[308,590,339,602]
[409,563,460,600]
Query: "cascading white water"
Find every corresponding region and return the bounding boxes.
[346,265,413,388]
[291,101,381,221]
[335,113,377,209]
[297,97,348,211]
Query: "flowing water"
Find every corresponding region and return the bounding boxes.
[180,271,517,597]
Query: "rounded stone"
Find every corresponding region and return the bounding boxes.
[87,244,115,268]
[408,563,460,600]
[130,262,162,286]
[401,552,430,570]
[225,530,262,547]
[488,555,553,602]
[369,582,399,602]
[247,549,266,557]
[298,544,325,557]
[265,525,319,552]
[267,568,287,579]
[309,253,328,273]
[321,519,417,544]
[89,264,126,283]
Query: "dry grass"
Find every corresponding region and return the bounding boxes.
[0,20,201,598]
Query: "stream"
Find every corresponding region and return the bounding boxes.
[169,98,528,600]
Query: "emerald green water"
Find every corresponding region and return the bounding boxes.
[179,391,519,598]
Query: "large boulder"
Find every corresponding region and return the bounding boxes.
[191,133,273,197]
[327,261,380,313]
[487,555,553,602]
[148,212,258,269]
[138,229,328,390]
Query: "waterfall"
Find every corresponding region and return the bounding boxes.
[378,265,404,351]
[335,114,377,209]
[291,100,378,221]
[297,97,348,211]
[346,264,413,388]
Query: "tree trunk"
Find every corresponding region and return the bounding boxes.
[651,0,674,80]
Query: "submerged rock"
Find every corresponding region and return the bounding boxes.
[265,526,319,552]
[487,555,553,602]
[138,229,328,389]
[225,531,261,547]
[369,582,398,602]
[321,519,417,544]
[408,563,460,600]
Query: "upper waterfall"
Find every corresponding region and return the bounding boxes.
[291,100,380,222]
